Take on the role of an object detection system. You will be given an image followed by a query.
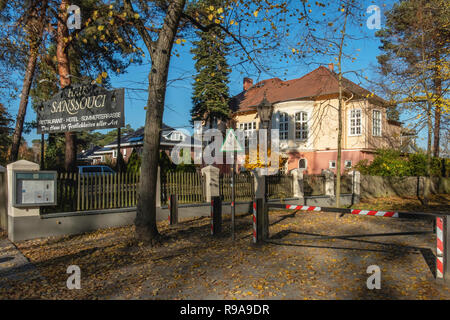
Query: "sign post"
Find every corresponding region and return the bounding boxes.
[220,128,243,241]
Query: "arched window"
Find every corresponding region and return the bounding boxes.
[298,158,307,170]
[295,112,308,140]
[279,112,289,140]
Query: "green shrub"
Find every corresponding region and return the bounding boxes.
[355,149,448,177]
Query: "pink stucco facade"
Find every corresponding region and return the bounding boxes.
[287,150,375,174]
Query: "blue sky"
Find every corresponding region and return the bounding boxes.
[12,0,425,148]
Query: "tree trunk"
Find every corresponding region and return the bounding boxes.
[9,0,48,162]
[134,0,186,244]
[57,0,76,172]
[424,103,433,205]
[9,48,39,162]
[432,51,442,158]
[335,78,343,209]
[335,11,349,209]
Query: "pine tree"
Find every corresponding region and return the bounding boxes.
[190,12,231,126]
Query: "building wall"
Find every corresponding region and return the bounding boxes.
[287,149,375,174]
[233,97,402,174]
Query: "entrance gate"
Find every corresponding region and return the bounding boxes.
[251,198,450,283]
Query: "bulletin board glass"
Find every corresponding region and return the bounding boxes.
[13,171,57,207]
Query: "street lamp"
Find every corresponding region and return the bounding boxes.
[256,91,274,171]
[255,91,273,241]
[257,91,273,129]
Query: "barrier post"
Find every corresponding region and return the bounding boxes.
[435,216,449,282]
[169,194,178,225]
[263,196,269,241]
[254,169,268,242]
[446,216,450,282]
[210,196,222,235]
[253,198,264,244]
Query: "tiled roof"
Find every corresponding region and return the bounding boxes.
[230,66,388,112]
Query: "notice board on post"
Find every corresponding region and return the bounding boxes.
[13,171,57,207]
[36,84,124,134]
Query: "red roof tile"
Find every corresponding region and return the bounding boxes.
[230,66,388,113]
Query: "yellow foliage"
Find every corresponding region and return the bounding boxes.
[243,147,284,171]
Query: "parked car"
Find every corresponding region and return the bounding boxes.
[77,165,115,175]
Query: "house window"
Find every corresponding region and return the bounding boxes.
[112,150,117,159]
[279,112,289,140]
[171,132,181,141]
[349,109,362,136]
[239,122,257,147]
[345,160,352,169]
[123,148,127,157]
[295,112,308,140]
[372,110,382,136]
[329,160,336,169]
[298,158,307,170]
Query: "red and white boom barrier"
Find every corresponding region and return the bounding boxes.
[436,217,445,279]
[266,201,449,282]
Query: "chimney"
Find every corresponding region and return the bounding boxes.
[243,77,253,91]
[328,63,334,71]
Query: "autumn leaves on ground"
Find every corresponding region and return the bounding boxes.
[1,195,450,300]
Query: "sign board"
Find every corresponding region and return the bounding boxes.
[36,84,125,133]
[13,171,57,207]
[220,129,244,152]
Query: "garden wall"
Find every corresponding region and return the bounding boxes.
[360,175,450,198]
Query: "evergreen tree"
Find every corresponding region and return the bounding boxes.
[190,4,231,126]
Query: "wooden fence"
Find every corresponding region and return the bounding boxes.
[160,171,204,204]
[40,170,352,214]
[220,172,254,202]
[41,172,140,214]
[266,174,294,199]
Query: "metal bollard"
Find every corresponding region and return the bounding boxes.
[169,194,178,225]
[253,198,265,244]
[210,196,222,235]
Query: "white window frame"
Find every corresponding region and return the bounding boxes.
[298,158,307,170]
[372,109,382,137]
[112,150,117,159]
[348,109,362,136]
[123,148,127,157]
[171,131,181,141]
[295,111,308,140]
[344,160,352,169]
[279,112,289,140]
[239,122,257,147]
[329,160,336,169]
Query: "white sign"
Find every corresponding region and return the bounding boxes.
[20,180,55,204]
[220,129,243,152]
[13,171,57,207]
